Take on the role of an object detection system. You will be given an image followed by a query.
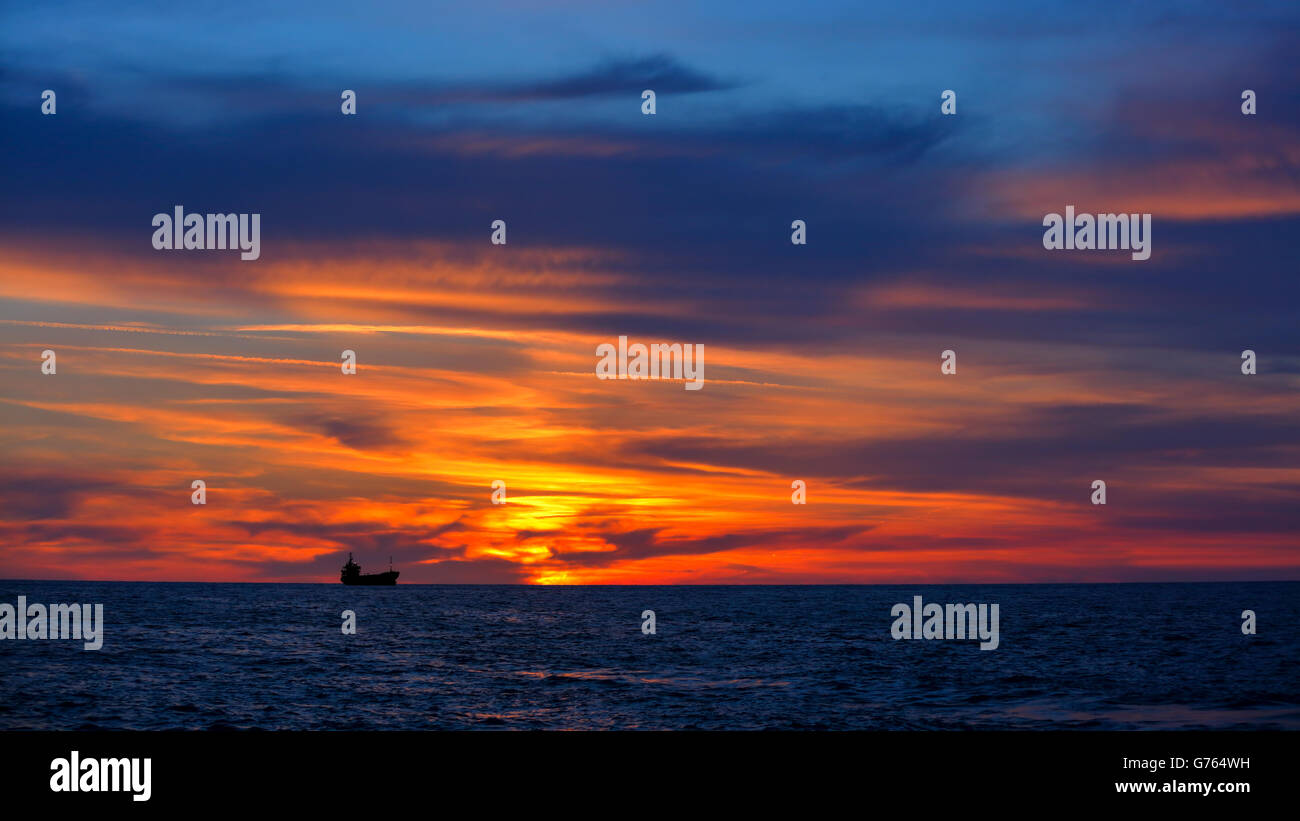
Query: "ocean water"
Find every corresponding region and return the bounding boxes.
[0,581,1295,730]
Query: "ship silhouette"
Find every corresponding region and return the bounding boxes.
[340,553,399,585]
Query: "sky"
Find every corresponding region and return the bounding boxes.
[1,0,1297,583]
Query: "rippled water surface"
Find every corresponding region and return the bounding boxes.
[1,581,1295,730]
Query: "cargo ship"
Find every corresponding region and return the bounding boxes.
[340,553,399,585]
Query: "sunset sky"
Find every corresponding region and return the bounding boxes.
[1,0,1297,583]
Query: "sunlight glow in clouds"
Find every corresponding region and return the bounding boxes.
[1,0,1297,583]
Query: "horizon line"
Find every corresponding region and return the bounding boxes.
[2,578,1297,587]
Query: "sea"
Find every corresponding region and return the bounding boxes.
[0,581,1295,730]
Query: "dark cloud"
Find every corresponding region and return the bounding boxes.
[287,412,407,452]
[471,54,741,101]
[0,473,116,520]
[621,403,1300,505]
[555,524,874,567]
[3,42,1297,353]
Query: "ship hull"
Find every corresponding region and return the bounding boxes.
[341,571,399,586]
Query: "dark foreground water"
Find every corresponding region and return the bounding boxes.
[0,581,1295,730]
